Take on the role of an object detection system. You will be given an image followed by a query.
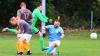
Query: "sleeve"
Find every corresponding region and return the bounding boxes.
[60,27,64,34]
[35,9,48,23]
[17,10,21,17]
[28,10,33,19]
[46,25,51,29]
[7,28,17,33]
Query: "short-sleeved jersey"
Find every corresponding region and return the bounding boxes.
[17,9,33,24]
[46,25,64,42]
[19,19,33,34]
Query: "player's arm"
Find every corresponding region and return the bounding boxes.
[46,25,53,29]
[17,10,21,20]
[2,27,17,33]
[29,10,34,22]
[42,25,51,30]
[34,9,48,23]
[17,10,21,18]
[60,27,65,38]
[61,33,64,38]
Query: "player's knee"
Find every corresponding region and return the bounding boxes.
[54,44,58,47]
[51,53,55,56]
[38,31,42,36]
[53,43,58,47]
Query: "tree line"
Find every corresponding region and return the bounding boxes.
[0,0,100,29]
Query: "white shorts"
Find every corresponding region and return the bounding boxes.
[49,40,60,47]
[17,33,32,43]
[49,40,60,54]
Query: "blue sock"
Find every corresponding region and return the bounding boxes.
[47,46,54,54]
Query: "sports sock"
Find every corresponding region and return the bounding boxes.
[47,46,54,54]
[23,41,30,52]
[55,50,59,56]
[39,36,45,50]
[16,41,23,53]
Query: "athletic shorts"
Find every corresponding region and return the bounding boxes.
[17,33,32,43]
[31,23,39,34]
[49,40,60,47]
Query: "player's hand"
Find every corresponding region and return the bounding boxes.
[2,27,9,32]
[61,34,64,38]
[42,26,46,30]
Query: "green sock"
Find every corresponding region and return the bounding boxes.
[39,37,45,50]
[55,51,59,56]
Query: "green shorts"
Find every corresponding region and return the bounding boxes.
[31,23,39,34]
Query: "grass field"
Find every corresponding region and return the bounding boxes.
[0,32,100,56]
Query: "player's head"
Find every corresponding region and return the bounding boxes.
[9,17,18,26]
[20,2,26,9]
[54,19,60,28]
[37,2,42,11]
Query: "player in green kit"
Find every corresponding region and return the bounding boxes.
[32,3,48,51]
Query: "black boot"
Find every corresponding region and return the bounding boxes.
[27,50,32,56]
[17,52,23,56]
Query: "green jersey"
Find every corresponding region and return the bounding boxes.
[31,8,48,33]
[32,8,48,26]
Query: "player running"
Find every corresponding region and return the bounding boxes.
[32,2,48,51]
[44,19,64,56]
[2,17,33,56]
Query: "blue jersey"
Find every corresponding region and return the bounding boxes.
[46,25,64,42]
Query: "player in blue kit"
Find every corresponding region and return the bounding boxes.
[44,19,65,56]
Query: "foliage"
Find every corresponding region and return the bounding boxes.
[0,0,100,28]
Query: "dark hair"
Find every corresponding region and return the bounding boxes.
[54,19,60,22]
[20,2,26,7]
[37,2,42,7]
[9,17,16,21]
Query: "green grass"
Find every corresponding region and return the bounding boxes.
[0,32,100,56]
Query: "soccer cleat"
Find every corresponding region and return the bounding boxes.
[27,50,32,55]
[42,48,47,51]
[17,55,22,56]
[17,52,23,56]
[42,47,50,51]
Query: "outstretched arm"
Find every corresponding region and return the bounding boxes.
[2,28,17,33]
[34,9,48,23]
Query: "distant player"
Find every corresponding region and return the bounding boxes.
[44,19,64,56]
[32,2,48,51]
[2,17,32,56]
[17,2,33,24]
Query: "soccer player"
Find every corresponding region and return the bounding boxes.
[2,17,33,56]
[44,19,64,56]
[32,2,48,51]
[17,2,33,24]
[3,2,33,33]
